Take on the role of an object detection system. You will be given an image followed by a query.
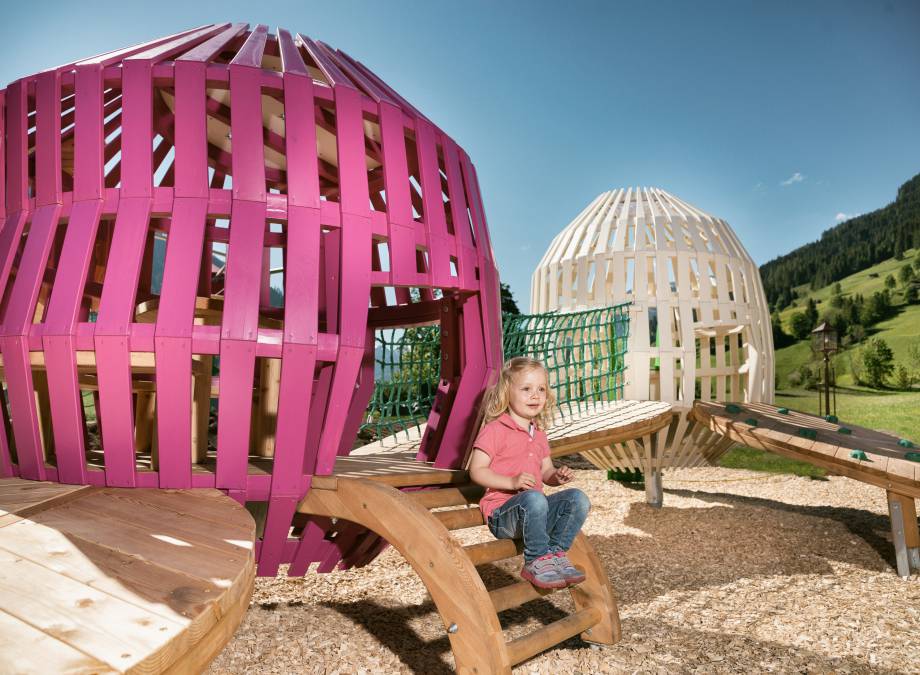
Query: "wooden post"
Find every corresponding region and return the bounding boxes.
[887,491,919,577]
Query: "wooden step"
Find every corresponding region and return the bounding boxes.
[406,484,484,509]
[432,506,485,531]
[489,579,554,613]
[464,538,521,566]
[505,607,601,666]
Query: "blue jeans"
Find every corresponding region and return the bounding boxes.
[487,488,590,562]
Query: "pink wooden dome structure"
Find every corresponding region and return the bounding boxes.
[0,23,502,575]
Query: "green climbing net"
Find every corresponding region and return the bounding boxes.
[360,303,630,441]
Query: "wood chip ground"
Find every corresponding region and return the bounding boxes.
[209,463,920,674]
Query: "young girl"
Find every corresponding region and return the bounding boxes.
[469,357,591,589]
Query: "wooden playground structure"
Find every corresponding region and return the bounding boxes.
[693,401,920,578]
[1,19,917,675]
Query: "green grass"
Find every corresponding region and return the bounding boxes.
[718,446,827,478]
[774,388,920,440]
[773,249,920,389]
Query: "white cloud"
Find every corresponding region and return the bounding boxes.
[780,172,805,186]
[835,212,860,222]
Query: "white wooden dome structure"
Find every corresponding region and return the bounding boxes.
[532,187,773,504]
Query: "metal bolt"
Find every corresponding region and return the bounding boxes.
[448,623,458,633]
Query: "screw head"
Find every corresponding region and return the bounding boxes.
[448,623,458,633]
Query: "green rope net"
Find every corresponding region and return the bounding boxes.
[360,303,630,442]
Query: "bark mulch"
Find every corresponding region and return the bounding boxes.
[209,467,920,674]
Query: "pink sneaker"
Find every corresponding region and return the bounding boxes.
[521,554,567,589]
[553,552,586,585]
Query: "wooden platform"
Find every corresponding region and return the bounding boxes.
[692,401,920,577]
[350,399,673,459]
[0,478,256,674]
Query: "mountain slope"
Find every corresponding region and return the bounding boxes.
[760,172,920,307]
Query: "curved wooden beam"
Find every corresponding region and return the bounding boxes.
[299,478,510,674]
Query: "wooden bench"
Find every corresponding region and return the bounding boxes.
[0,477,256,673]
[300,399,672,671]
[692,400,920,578]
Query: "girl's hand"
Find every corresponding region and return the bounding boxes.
[554,466,574,484]
[512,472,536,491]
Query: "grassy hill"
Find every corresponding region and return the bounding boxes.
[768,249,920,439]
[775,247,920,383]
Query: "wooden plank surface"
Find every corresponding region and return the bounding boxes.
[330,400,673,488]
[692,401,920,498]
[0,478,255,674]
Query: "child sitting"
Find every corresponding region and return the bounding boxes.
[469,356,591,589]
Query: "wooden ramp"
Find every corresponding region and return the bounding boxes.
[300,400,672,673]
[692,401,920,578]
[0,478,256,674]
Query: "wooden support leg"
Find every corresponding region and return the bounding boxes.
[191,355,212,464]
[135,391,156,457]
[887,491,919,578]
[567,532,621,644]
[645,466,663,508]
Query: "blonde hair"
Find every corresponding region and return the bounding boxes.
[480,357,556,429]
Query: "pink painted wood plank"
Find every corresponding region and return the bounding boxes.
[441,138,477,290]
[95,199,152,332]
[378,102,416,287]
[173,59,209,199]
[34,71,63,206]
[0,204,63,336]
[73,25,220,67]
[73,64,105,202]
[229,51,267,203]
[221,200,266,340]
[214,338,255,491]
[328,48,395,105]
[297,36,355,90]
[0,89,5,215]
[177,23,248,64]
[120,60,154,199]
[4,80,27,214]
[337,327,376,456]
[313,345,363,475]
[230,24,268,69]
[0,337,45,479]
[41,200,103,484]
[414,119,452,288]
[42,335,87,483]
[123,24,227,64]
[343,52,432,125]
[0,212,29,305]
[154,198,208,488]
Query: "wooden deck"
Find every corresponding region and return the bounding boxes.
[350,399,673,458]
[692,400,920,577]
[0,478,256,674]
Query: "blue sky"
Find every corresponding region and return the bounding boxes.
[2,1,918,308]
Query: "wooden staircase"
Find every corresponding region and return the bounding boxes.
[298,460,620,673]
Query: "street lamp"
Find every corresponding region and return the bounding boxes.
[811,322,838,417]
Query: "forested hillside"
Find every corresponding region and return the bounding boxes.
[760,172,920,309]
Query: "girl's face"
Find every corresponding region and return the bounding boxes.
[507,367,548,425]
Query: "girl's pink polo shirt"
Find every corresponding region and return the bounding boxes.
[473,413,550,519]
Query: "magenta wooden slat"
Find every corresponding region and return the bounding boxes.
[0,89,5,216]
[173,60,209,199]
[73,64,105,202]
[178,23,248,64]
[214,338,255,490]
[94,198,151,486]
[74,25,219,67]
[442,137,478,291]
[4,80,27,214]
[0,204,62,336]
[124,24,227,64]
[229,57,267,202]
[34,71,63,206]
[154,198,208,487]
[297,36,354,90]
[328,48,395,105]
[414,119,452,288]
[0,212,28,305]
[336,327,376,456]
[231,24,268,68]
[120,59,154,199]
[0,337,45,479]
[378,102,416,287]
[42,198,103,484]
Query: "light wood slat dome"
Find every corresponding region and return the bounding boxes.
[532,187,773,498]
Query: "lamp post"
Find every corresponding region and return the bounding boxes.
[810,322,838,417]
